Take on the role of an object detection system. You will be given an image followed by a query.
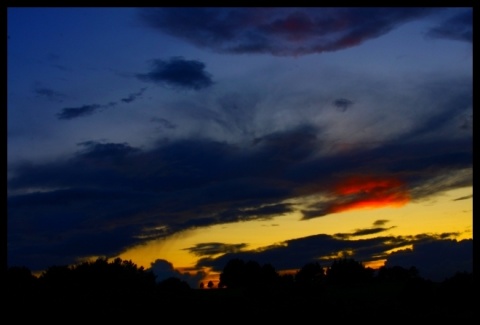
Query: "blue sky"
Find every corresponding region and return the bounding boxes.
[7,7,472,285]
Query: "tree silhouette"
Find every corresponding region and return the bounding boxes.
[376,265,420,283]
[218,258,280,290]
[6,256,474,320]
[219,258,246,289]
[157,276,190,292]
[325,258,374,285]
[295,261,324,287]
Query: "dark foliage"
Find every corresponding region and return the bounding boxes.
[5,257,473,321]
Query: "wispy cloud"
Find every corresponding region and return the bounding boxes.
[57,104,102,120]
[34,85,67,103]
[56,87,148,120]
[139,8,437,56]
[426,9,472,43]
[120,87,148,103]
[185,243,248,257]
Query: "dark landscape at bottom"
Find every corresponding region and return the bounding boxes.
[6,257,473,321]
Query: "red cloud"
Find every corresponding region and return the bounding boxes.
[330,175,410,213]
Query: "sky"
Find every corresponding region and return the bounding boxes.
[7,7,473,287]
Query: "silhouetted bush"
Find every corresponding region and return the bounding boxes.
[325,258,374,285]
[295,261,324,287]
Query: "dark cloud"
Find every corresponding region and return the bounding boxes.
[333,98,354,112]
[185,243,248,257]
[7,117,472,271]
[56,104,102,120]
[350,227,394,237]
[151,117,177,129]
[147,259,204,287]
[76,141,140,160]
[373,219,389,226]
[385,239,473,282]
[56,88,149,120]
[120,87,147,103]
[139,8,437,56]
[452,194,472,201]
[34,86,66,103]
[196,232,470,281]
[137,57,214,90]
[426,9,472,43]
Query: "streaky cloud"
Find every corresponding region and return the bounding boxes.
[426,9,472,43]
[120,87,147,103]
[56,88,149,120]
[139,7,438,56]
[34,86,66,103]
[452,194,472,201]
[57,104,102,120]
[185,243,248,257]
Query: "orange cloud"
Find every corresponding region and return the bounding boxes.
[330,175,410,213]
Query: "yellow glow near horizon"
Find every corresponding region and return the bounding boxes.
[119,186,472,275]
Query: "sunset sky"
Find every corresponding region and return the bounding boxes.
[7,7,472,287]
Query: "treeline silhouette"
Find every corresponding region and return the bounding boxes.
[6,257,473,321]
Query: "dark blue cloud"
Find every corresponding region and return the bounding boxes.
[185,243,248,257]
[333,98,354,112]
[34,86,66,103]
[120,87,147,103]
[8,112,472,271]
[137,57,214,90]
[57,104,101,120]
[196,232,470,281]
[427,9,472,43]
[150,117,176,129]
[56,88,148,120]
[385,239,473,282]
[139,8,437,56]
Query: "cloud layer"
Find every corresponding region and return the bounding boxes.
[8,117,472,272]
[139,7,438,56]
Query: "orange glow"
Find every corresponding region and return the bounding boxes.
[331,175,410,213]
[363,259,386,270]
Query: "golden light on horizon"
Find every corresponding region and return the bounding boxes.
[118,186,472,284]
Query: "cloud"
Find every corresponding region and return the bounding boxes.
[121,87,148,103]
[137,57,214,90]
[452,194,472,201]
[385,239,473,282]
[349,226,395,237]
[147,259,204,287]
[373,219,389,226]
[196,232,470,281]
[301,175,410,219]
[185,243,248,257]
[34,85,67,103]
[333,98,354,112]
[7,118,472,271]
[139,8,437,56]
[56,88,148,120]
[56,104,102,120]
[150,117,177,130]
[426,9,472,43]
